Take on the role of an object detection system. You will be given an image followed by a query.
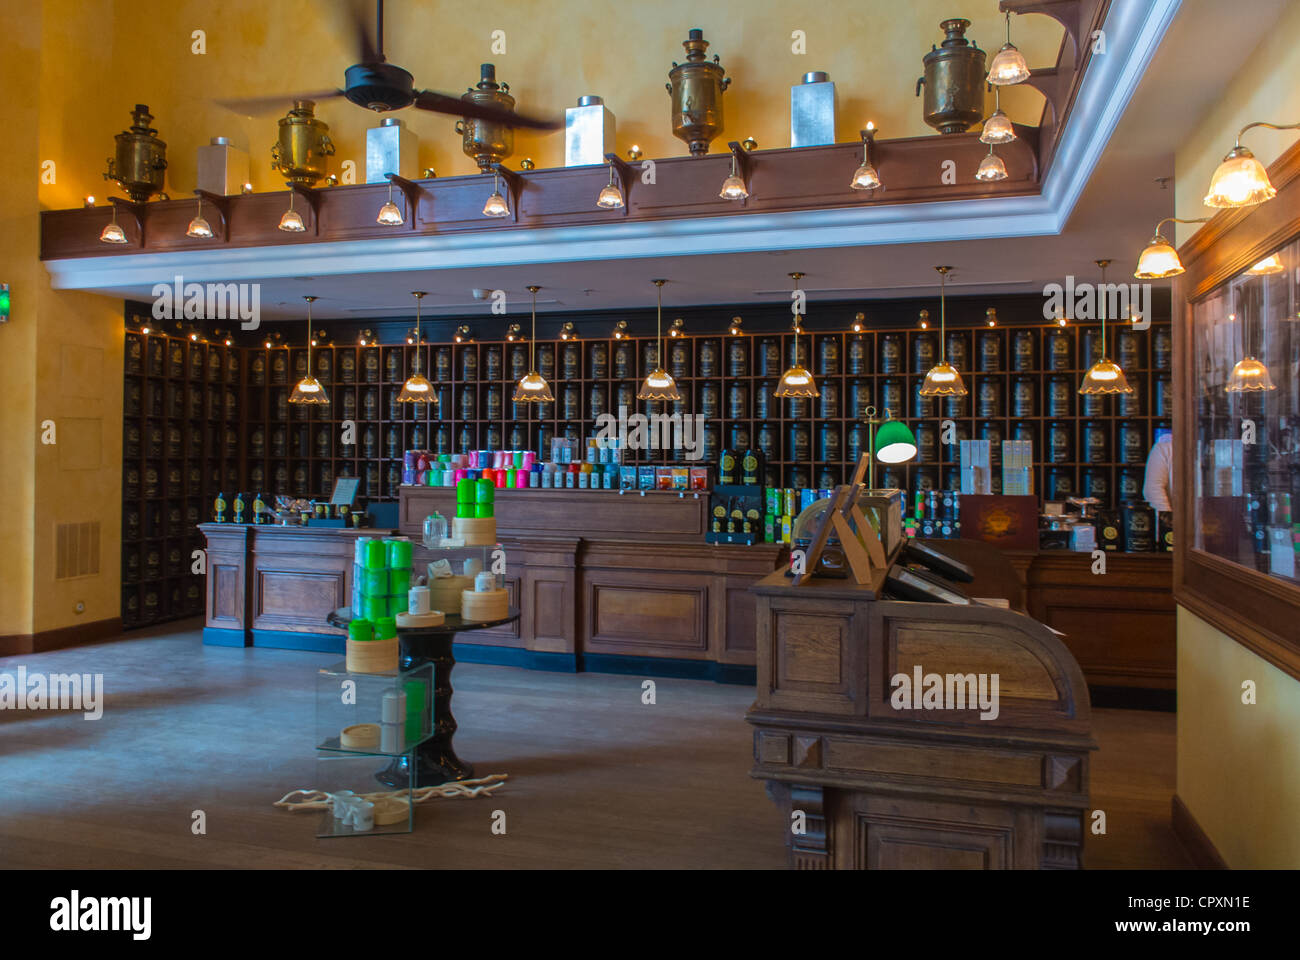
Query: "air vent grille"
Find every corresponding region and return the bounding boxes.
[55,521,101,580]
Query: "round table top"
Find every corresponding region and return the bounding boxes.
[327,606,520,638]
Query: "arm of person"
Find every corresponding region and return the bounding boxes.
[1143,436,1173,513]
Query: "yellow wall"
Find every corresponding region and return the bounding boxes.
[1171,1,1300,868]
[1173,0,1300,245]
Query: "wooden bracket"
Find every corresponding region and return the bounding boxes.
[1000,0,1087,61]
[860,126,878,170]
[384,173,423,230]
[108,197,148,247]
[193,189,232,242]
[289,183,323,236]
[603,152,634,217]
[726,141,752,206]
[491,163,523,223]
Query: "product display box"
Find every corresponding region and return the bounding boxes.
[707,484,764,545]
[959,494,1039,551]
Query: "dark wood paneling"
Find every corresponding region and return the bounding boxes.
[587,577,709,656]
[1171,794,1229,869]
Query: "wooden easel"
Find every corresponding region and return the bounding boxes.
[791,454,887,586]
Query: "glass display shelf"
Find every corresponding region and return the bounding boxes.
[313,748,416,838]
[315,659,435,758]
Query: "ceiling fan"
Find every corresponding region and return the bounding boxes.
[216,0,559,130]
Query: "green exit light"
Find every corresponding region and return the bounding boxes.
[0,283,9,323]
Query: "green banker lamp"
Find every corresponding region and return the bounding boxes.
[865,406,917,489]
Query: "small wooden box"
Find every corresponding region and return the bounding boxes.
[346,636,398,674]
[461,588,508,621]
[452,516,497,546]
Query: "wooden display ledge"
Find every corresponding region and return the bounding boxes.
[400,487,786,681]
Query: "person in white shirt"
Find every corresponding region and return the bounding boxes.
[1143,432,1174,512]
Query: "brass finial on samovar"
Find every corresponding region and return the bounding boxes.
[104,104,168,203]
[915,19,987,135]
[666,29,731,156]
[271,100,336,186]
[457,64,516,172]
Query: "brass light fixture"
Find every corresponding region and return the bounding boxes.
[288,296,329,405]
[919,266,967,397]
[728,316,743,336]
[505,323,523,341]
[985,307,997,327]
[773,272,819,399]
[186,195,214,239]
[278,190,306,232]
[1225,312,1277,393]
[988,11,1031,86]
[358,328,374,346]
[397,292,435,403]
[1247,253,1284,275]
[597,163,624,208]
[850,122,881,191]
[980,88,1016,144]
[612,319,628,339]
[719,152,748,200]
[637,280,683,402]
[483,173,510,217]
[559,321,576,340]
[1204,121,1300,208]
[851,312,866,333]
[513,285,554,403]
[1133,216,1210,278]
[454,325,472,343]
[99,206,128,244]
[668,317,685,338]
[1078,259,1134,395]
[918,309,930,330]
[975,143,1008,182]
[377,181,405,226]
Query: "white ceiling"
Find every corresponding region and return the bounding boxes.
[68,0,1291,322]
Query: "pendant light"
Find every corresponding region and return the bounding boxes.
[99,206,128,244]
[919,266,967,397]
[863,406,917,490]
[980,87,1016,145]
[1225,311,1277,393]
[719,153,748,200]
[513,285,554,403]
[975,144,1008,181]
[396,292,434,403]
[773,272,819,399]
[637,279,683,402]
[850,122,881,191]
[1078,260,1134,396]
[288,296,329,404]
[483,173,510,218]
[1203,121,1299,208]
[377,181,405,225]
[278,190,306,232]
[988,11,1031,85]
[186,195,214,239]
[597,163,624,208]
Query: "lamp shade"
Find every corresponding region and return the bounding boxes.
[288,375,330,404]
[186,215,214,238]
[773,364,819,398]
[636,367,682,402]
[1134,235,1184,279]
[395,372,433,403]
[918,361,967,397]
[1247,254,1284,275]
[1203,145,1276,208]
[513,370,555,403]
[1078,358,1134,395]
[850,161,881,191]
[1224,356,1277,392]
[483,190,510,217]
[875,419,918,464]
[278,209,306,232]
[597,183,624,208]
[100,221,128,244]
[975,151,1008,182]
[377,200,405,225]
[980,109,1016,144]
[988,43,1030,85]
[719,174,748,200]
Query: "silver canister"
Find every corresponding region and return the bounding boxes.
[564,95,616,167]
[195,137,249,196]
[790,72,836,147]
[365,117,418,183]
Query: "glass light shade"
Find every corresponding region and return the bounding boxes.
[773,365,820,399]
[186,215,214,239]
[850,161,881,191]
[719,174,748,200]
[1134,235,1184,279]
[1203,146,1276,208]
[875,420,918,464]
[287,375,329,404]
[975,152,1008,182]
[1078,358,1134,395]
[513,371,554,403]
[99,221,128,244]
[483,190,510,217]
[918,361,968,397]
[1224,356,1277,392]
[980,109,1016,144]
[1247,253,1284,275]
[596,183,624,208]
[395,373,433,402]
[636,368,682,402]
[376,200,405,226]
[988,43,1031,85]
[278,209,306,232]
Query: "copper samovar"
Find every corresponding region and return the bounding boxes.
[916,19,987,135]
[666,29,731,156]
[270,100,335,186]
[458,64,515,171]
[104,104,168,202]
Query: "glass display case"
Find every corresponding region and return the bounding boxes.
[1189,236,1300,583]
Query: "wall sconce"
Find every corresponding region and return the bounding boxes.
[597,164,624,208]
[850,123,881,191]
[263,331,282,349]
[612,320,628,340]
[1247,253,1285,275]
[1133,216,1211,278]
[358,328,374,346]
[482,172,510,218]
[278,189,306,232]
[626,146,642,161]
[988,11,1030,85]
[454,325,472,343]
[377,180,405,226]
[100,206,128,244]
[83,196,96,209]
[918,309,929,330]
[728,316,743,336]
[851,312,865,333]
[241,182,254,195]
[719,142,751,200]
[985,307,997,327]
[559,322,576,340]
[505,323,523,341]
[975,144,1008,182]
[668,318,685,338]
[422,168,437,179]
[186,195,214,239]
[1204,121,1300,208]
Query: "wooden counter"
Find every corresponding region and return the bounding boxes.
[399,487,786,680]
[200,523,397,650]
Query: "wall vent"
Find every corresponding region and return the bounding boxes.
[55,521,101,580]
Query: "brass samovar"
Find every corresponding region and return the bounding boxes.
[104,104,168,203]
[270,100,335,186]
[457,64,515,171]
[666,29,730,156]
[916,19,987,135]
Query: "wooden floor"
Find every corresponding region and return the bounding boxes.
[0,620,1189,869]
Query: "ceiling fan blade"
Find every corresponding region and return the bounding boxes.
[414,90,562,131]
[216,90,346,115]
[347,0,381,63]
